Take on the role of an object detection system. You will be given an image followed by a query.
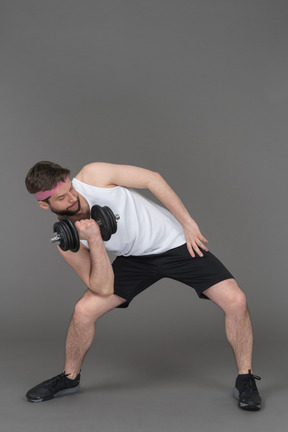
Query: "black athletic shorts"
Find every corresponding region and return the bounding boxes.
[112,243,234,308]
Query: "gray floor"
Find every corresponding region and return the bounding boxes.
[2,332,287,432]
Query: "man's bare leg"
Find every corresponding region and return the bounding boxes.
[65,290,126,378]
[203,278,261,410]
[25,291,126,402]
[203,278,253,373]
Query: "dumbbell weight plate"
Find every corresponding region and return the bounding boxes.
[91,205,118,241]
[53,217,80,252]
[101,206,118,235]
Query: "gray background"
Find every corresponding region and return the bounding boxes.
[1,0,287,430]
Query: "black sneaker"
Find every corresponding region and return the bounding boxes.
[233,370,262,411]
[26,372,80,402]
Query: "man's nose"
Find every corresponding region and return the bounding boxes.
[68,192,76,201]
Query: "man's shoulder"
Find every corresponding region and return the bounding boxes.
[75,162,116,187]
[75,162,97,180]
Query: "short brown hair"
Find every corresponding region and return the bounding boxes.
[25,161,71,194]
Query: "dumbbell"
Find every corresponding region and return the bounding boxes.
[50,205,120,252]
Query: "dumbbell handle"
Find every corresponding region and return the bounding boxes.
[50,233,61,245]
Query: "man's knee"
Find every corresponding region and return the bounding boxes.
[205,279,248,314]
[222,281,248,314]
[228,288,247,313]
[73,294,104,324]
[73,299,96,324]
[72,291,124,324]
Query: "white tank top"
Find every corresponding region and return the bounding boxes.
[72,178,186,256]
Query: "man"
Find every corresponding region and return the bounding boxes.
[25,161,262,410]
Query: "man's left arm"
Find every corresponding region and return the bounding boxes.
[80,163,208,257]
[136,168,209,258]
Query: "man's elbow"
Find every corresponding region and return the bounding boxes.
[89,285,114,297]
[98,285,114,296]
[89,275,114,297]
[147,171,163,188]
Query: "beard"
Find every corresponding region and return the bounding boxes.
[50,196,81,217]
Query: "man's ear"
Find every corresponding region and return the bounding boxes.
[38,200,50,210]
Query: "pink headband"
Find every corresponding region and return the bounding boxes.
[34,179,68,201]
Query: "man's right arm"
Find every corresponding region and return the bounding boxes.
[58,220,114,296]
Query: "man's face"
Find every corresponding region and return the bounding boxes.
[40,179,81,216]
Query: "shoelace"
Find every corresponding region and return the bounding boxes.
[242,370,261,393]
[44,372,71,388]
